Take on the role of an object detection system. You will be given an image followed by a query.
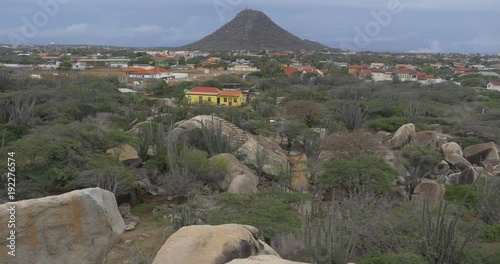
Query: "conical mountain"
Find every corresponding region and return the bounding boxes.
[180,9,329,51]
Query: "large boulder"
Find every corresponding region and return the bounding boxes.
[226,255,309,264]
[431,160,451,177]
[411,180,445,206]
[441,142,463,158]
[106,144,139,161]
[481,159,500,173]
[0,188,124,264]
[152,224,278,264]
[389,123,415,149]
[445,154,472,172]
[237,135,289,180]
[411,131,439,149]
[209,153,259,193]
[458,167,479,185]
[463,142,500,165]
[170,115,245,150]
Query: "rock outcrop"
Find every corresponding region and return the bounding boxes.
[411,180,445,206]
[106,144,139,162]
[209,153,259,193]
[463,142,500,165]
[445,154,472,172]
[441,142,463,158]
[171,115,248,150]
[226,255,309,264]
[0,188,125,264]
[411,131,439,149]
[152,224,285,264]
[389,123,415,149]
[237,135,289,180]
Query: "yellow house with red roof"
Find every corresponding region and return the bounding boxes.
[185,86,246,107]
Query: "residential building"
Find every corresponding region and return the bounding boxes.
[369,62,385,69]
[454,68,471,75]
[218,89,246,107]
[186,86,220,105]
[228,64,259,72]
[185,86,246,107]
[121,67,174,79]
[487,80,500,91]
[348,64,369,76]
[170,64,194,70]
[333,62,349,68]
[371,69,419,82]
[471,65,486,70]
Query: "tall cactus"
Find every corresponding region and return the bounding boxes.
[303,202,355,264]
[420,200,477,264]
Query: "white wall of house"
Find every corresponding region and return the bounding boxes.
[372,72,393,82]
[487,83,500,91]
[130,73,174,79]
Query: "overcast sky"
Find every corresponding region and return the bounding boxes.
[1,0,499,54]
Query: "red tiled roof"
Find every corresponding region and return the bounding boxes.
[283,67,299,77]
[219,90,242,97]
[189,86,221,94]
[349,64,368,69]
[490,80,500,85]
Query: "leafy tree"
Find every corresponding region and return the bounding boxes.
[320,155,398,195]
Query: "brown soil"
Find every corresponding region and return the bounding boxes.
[287,144,311,192]
[104,209,174,264]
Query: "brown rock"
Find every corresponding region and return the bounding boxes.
[411,180,445,206]
[106,144,139,161]
[209,153,258,192]
[389,123,415,149]
[237,135,289,180]
[226,255,309,264]
[412,131,439,149]
[481,159,500,172]
[0,188,125,264]
[445,154,472,172]
[441,142,463,158]
[459,167,479,185]
[152,224,275,264]
[431,160,451,176]
[463,142,500,165]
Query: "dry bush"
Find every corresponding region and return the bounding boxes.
[271,233,306,262]
[320,130,385,160]
[284,100,324,127]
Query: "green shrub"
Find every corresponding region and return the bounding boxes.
[358,253,426,264]
[0,124,30,146]
[201,191,307,240]
[319,155,398,195]
[401,145,442,169]
[368,116,410,132]
[444,185,476,208]
[130,203,156,215]
[480,224,500,243]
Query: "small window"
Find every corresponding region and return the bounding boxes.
[208,97,212,102]
[199,96,203,103]
[234,98,237,103]
[188,96,191,102]
[224,98,227,103]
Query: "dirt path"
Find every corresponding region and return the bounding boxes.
[105,210,173,264]
[287,144,311,192]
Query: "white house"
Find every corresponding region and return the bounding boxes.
[371,71,394,82]
[471,65,486,70]
[487,80,500,91]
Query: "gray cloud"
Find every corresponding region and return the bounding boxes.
[0,0,498,53]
